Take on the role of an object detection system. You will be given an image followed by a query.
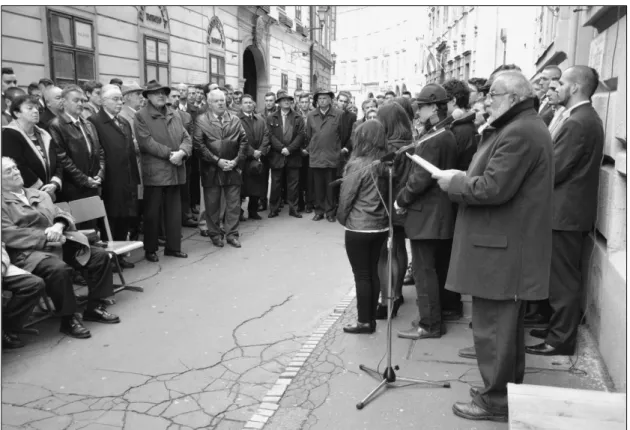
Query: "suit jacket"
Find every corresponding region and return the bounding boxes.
[193,110,248,187]
[134,103,192,187]
[538,99,555,126]
[37,107,57,132]
[1,188,76,273]
[48,113,105,202]
[552,103,604,231]
[239,111,271,197]
[1,122,63,194]
[88,109,140,217]
[173,107,193,138]
[445,98,553,301]
[449,112,478,172]
[396,120,458,240]
[84,103,99,116]
[118,105,143,184]
[266,109,305,169]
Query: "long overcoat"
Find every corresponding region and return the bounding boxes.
[88,109,141,217]
[134,103,192,187]
[239,111,270,197]
[445,98,553,301]
[306,107,344,168]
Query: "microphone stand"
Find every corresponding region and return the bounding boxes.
[355,161,450,410]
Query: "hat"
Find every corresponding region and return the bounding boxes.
[142,80,171,98]
[276,90,294,102]
[121,81,144,96]
[415,83,450,105]
[312,88,335,108]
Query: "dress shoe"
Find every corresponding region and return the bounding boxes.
[526,342,574,356]
[118,258,135,269]
[268,211,279,218]
[312,213,324,221]
[529,328,549,339]
[304,206,313,214]
[397,326,441,340]
[375,297,402,319]
[458,345,476,359]
[200,230,210,237]
[164,249,188,258]
[524,312,549,328]
[403,266,414,285]
[182,219,199,228]
[289,211,303,218]
[60,315,91,339]
[452,401,507,423]
[343,322,375,334]
[226,237,242,248]
[211,237,224,247]
[248,212,262,220]
[83,304,120,324]
[326,215,336,223]
[2,331,25,349]
[145,252,159,262]
[239,213,247,222]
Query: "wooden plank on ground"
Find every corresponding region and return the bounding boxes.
[508,383,626,430]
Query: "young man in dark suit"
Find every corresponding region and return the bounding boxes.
[526,66,604,357]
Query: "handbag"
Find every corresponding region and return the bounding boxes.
[247,158,264,176]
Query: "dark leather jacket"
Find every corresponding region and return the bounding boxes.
[337,158,388,231]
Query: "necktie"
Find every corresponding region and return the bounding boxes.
[219,115,224,125]
[76,121,92,155]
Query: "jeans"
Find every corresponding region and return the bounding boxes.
[345,230,388,323]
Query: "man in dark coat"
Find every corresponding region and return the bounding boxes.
[176,83,201,216]
[395,84,458,341]
[267,91,305,218]
[296,93,314,212]
[306,89,344,222]
[443,79,478,172]
[49,85,105,207]
[239,94,270,220]
[88,85,140,268]
[526,66,604,357]
[193,89,248,248]
[134,80,192,262]
[434,71,553,422]
[37,86,64,132]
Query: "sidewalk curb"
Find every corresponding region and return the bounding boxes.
[243,287,356,429]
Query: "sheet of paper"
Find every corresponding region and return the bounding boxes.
[405,153,443,176]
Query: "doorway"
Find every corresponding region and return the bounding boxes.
[243,47,257,102]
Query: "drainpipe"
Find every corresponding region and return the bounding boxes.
[569,7,580,66]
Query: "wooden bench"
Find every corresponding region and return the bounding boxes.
[508,383,626,429]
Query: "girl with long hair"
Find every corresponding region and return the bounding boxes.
[337,121,389,334]
[374,102,415,319]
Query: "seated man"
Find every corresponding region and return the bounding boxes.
[1,157,120,339]
[2,241,45,349]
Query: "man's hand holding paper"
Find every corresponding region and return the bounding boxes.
[405,152,464,191]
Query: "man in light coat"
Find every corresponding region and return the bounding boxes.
[434,71,553,422]
[134,80,192,262]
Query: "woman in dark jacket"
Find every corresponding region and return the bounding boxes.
[337,121,389,334]
[374,102,414,319]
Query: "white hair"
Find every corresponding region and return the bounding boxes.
[2,156,16,166]
[175,83,188,93]
[101,84,122,99]
[494,71,534,101]
[43,86,62,103]
[209,89,225,102]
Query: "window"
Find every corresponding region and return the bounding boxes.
[296,77,302,90]
[209,54,225,87]
[295,6,301,22]
[145,36,169,84]
[47,10,95,87]
[281,73,288,91]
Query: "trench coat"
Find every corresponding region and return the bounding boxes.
[445,98,553,301]
[239,111,270,197]
[88,109,140,218]
[306,107,344,169]
[2,188,76,273]
[134,102,192,187]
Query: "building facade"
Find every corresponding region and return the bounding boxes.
[331,6,427,109]
[532,5,627,392]
[423,6,537,84]
[1,5,334,110]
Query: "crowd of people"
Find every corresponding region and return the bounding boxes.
[337,63,604,422]
[1,61,605,422]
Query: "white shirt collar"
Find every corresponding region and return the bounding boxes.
[319,107,330,116]
[104,109,117,120]
[65,112,80,124]
[562,100,590,117]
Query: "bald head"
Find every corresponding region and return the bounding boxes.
[44,86,64,113]
[564,66,599,98]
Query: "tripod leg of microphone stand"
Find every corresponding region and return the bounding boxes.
[356,378,388,410]
[396,376,451,388]
[358,365,382,381]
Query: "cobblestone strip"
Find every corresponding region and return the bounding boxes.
[243,287,356,429]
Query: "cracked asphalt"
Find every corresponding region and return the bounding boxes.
[2,211,354,430]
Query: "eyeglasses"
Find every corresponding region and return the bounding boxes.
[487,92,511,100]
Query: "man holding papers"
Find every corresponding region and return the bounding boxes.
[431,71,553,422]
[394,83,458,341]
